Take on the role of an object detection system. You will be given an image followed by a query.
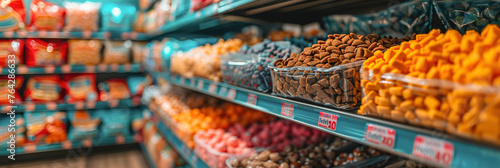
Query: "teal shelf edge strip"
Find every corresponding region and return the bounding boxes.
[151,72,500,168]
[1,97,142,113]
[149,109,209,168]
[1,64,143,75]
[0,135,136,156]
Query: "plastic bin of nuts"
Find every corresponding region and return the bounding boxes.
[194,132,255,168]
[358,25,500,144]
[270,33,410,109]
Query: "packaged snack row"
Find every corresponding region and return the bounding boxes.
[0,39,145,67]
[358,24,500,144]
[1,108,145,146]
[324,0,500,38]
[0,74,144,104]
[143,121,188,168]
[0,0,137,32]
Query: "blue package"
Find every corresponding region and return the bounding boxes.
[101,2,137,32]
[127,76,146,96]
[98,108,131,137]
[68,110,100,141]
[25,111,68,144]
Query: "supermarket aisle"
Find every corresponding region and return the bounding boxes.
[1,147,149,168]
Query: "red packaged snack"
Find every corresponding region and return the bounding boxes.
[98,79,131,101]
[25,75,62,102]
[29,0,65,31]
[0,0,26,31]
[0,39,23,67]
[26,38,68,67]
[0,76,23,105]
[63,74,98,103]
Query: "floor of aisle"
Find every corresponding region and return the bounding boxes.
[1,145,149,168]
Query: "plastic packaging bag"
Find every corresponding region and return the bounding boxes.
[25,75,62,102]
[103,40,132,64]
[68,39,102,65]
[29,0,65,31]
[68,110,100,141]
[26,38,68,67]
[63,2,100,31]
[99,108,130,137]
[25,111,67,144]
[434,0,500,33]
[98,79,131,101]
[127,76,146,96]
[0,76,23,105]
[0,39,23,66]
[0,0,25,31]
[132,42,146,63]
[63,74,98,103]
[101,3,136,32]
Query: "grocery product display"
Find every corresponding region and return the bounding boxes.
[6,1,500,168]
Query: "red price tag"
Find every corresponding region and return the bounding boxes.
[227,89,236,100]
[318,112,337,131]
[208,84,217,93]
[247,94,257,105]
[197,81,204,90]
[365,124,396,148]
[281,103,294,118]
[413,135,454,166]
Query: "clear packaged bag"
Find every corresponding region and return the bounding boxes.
[63,2,100,31]
[68,39,102,65]
[434,0,500,34]
[103,40,132,64]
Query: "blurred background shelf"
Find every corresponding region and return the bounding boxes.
[1,97,142,113]
[1,64,143,75]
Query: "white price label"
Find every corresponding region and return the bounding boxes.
[197,81,204,90]
[190,79,196,87]
[365,124,396,148]
[180,76,185,85]
[218,87,227,96]
[208,84,217,93]
[281,103,294,118]
[227,89,236,100]
[413,135,454,166]
[247,94,257,105]
[318,112,337,131]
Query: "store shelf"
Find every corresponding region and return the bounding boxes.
[1,97,142,113]
[0,31,148,40]
[149,109,209,168]
[0,135,136,156]
[140,144,158,168]
[1,64,142,75]
[162,74,500,168]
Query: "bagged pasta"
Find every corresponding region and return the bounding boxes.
[101,3,136,32]
[132,42,146,63]
[68,39,102,65]
[0,39,23,66]
[127,76,146,96]
[68,110,100,141]
[25,111,67,144]
[63,2,100,31]
[25,75,62,102]
[0,0,25,31]
[0,76,23,105]
[25,38,68,67]
[98,79,131,101]
[63,74,98,103]
[29,0,65,31]
[103,40,131,64]
[99,108,130,137]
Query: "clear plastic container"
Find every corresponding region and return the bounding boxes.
[194,133,254,168]
[359,68,500,144]
[270,60,363,110]
[221,53,275,92]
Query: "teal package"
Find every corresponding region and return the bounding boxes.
[101,2,137,32]
[127,75,146,96]
[24,111,67,142]
[68,110,100,141]
[98,108,131,137]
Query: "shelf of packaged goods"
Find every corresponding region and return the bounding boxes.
[1,64,143,75]
[149,109,209,168]
[0,31,148,40]
[159,73,500,168]
[0,135,136,156]
[139,144,158,168]
[1,97,142,113]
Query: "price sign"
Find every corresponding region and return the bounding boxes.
[218,87,227,96]
[180,76,185,85]
[208,84,217,93]
[413,135,454,166]
[247,94,257,105]
[365,124,396,148]
[317,112,337,131]
[227,89,236,100]
[281,103,294,118]
[190,79,196,87]
[197,81,204,90]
